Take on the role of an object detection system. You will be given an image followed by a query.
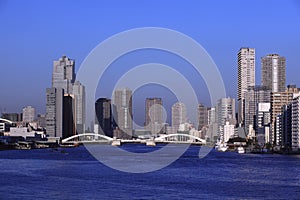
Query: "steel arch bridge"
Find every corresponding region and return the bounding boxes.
[61,133,114,143]
[0,118,13,124]
[155,133,206,144]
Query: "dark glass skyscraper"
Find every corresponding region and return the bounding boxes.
[95,98,113,138]
[63,94,75,139]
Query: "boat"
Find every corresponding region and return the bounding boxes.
[215,142,228,152]
[237,147,245,154]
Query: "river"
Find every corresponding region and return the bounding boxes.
[0,144,299,199]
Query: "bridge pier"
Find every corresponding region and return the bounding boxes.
[111,140,121,146]
[146,140,156,146]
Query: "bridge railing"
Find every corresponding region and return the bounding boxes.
[155,133,206,144]
[61,133,114,143]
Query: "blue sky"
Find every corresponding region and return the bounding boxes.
[1,0,300,126]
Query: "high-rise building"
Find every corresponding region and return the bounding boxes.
[244,86,271,135]
[256,103,271,145]
[237,48,255,125]
[281,104,292,149]
[207,107,218,143]
[95,98,113,137]
[63,94,75,139]
[22,106,35,123]
[276,92,300,150]
[47,55,86,138]
[261,54,286,92]
[113,88,133,139]
[270,85,300,144]
[46,87,63,138]
[216,97,236,138]
[52,55,75,94]
[172,102,187,131]
[145,98,163,135]
[216,97,236,128]
[197,103,210,131]
[291,96,300,151]
[72,81,85,134]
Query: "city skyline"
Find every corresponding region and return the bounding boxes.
[2,1,300,198]
[1,1,300,119]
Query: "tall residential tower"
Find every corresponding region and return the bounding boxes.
[172,102,187,131]
[237,48,255,125]
[113,88,133,139]
[261,54,286,92]
[145,98,163,136]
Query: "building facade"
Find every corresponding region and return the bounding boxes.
[46,87,63,138]
[172,102,187,132]
[237,47,255,125]
[63,94,75,139]
[72,81,85,134]
[223,121,235,143]
[256,103,271,145]
[244,86,271,135]
[145,98,163,136]
[270,85,300,144]
[46,55,86,138]
[216,97,236,137]
[22,106,35,123]
[95,98,113,138]
[52,55,75,94]
[261,54,286,92]
[113,88,133,139]
[291,96,300,151]
[197,103,210,131]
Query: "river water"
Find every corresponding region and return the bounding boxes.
[0,144,299,199]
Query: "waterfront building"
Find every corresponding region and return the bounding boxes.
[222,121,235,143]
[62,94,75,139]
[197,103,210,131]
[244,86,270,135]
[216,97,236,131]
[291,96,300,151]
[22,106,35,123]
[237,47,255,125]
[95,98,113,137]
[206,107,219,143]
[46,55,86,138]
[46,87,63,138]
[72,81,85,134]
[280,104,292,149]
[52,55,75,94]
[261,54,286,92]
[113,88,133,139]
[172,102,187,132]
[270,85,300,144]
[145,97,163,136]
[256,103,271,145]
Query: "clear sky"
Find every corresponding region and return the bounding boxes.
[1,0,300,126]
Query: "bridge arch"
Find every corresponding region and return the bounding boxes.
[62,133,114,143]
[0,118,13,124]
[155,133,206,144]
